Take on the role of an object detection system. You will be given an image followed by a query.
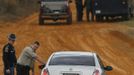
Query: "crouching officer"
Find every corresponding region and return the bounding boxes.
[2,34,17,75]
[16,41,45,75]
[75,0,83,22]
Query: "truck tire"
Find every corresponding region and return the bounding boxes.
[122,14,130,20]
[96,15,103,22]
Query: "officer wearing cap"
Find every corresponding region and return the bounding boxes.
[16,41,45,75]
[2,34,17,75]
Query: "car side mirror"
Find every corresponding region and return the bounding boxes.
[39,64,46,69]
[104,66,113,71]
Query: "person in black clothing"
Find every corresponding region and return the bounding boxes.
[75,0,83,22]
[83,0,94,22]
[2,34,17,75]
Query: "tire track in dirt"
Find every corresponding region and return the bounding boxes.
[96,29,134,75]
[110,30,134,49]
[16,13,38,25]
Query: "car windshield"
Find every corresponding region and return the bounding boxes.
[49,55,95,66]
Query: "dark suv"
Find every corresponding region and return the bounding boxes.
[94,0,133,21]
[39,0,72,25]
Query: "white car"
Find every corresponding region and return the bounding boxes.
[41,51,113,75]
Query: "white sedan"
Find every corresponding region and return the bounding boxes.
[41,51,113,75]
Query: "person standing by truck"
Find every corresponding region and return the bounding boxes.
[75,0,83,22]
[128,0,134,17]
[83,0,94,22]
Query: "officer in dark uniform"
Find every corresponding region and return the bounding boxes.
[84,0,94,22]
[75,0,83,22]
[2,34,17,75]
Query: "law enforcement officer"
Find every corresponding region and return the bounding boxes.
[84,0,94,22]
[75,0,83,22]
[2,34,17,75]
[16,41,45,75]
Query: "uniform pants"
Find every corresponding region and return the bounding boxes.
[4,67,14,75]
[86,8,94,22]
[16,64,30,75]
[76,10,83,22]
[75,0,83,22]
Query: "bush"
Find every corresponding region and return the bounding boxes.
[0,0,39,22]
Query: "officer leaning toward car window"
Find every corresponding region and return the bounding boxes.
[16,41,45,75]
[83,0,94,22]
[75,0,83,22]
[2,33,17,75]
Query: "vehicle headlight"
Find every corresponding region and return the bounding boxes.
[122,1,126,5]
[41,2,45,7]
[95,2,98,6]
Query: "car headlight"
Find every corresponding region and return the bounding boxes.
[95,2,98,6]
[122,1,126,5]
[41,2,45,7]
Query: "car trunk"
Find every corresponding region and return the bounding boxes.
[47,65,96,75]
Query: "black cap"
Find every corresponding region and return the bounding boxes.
[8,34,16,41]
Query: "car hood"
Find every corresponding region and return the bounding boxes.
[46,65,96,75]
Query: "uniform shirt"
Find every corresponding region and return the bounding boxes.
[2,43,17,68]
[17,46,37,68]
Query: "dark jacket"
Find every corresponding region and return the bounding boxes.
[75,0,83,11]
[2,43,17,69]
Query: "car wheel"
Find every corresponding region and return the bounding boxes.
[96,15,103,22]
[105,16,109,21]
[122,14,130,21]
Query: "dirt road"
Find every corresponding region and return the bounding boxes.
[0,3,134,75]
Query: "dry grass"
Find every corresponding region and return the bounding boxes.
[0,0,39,22]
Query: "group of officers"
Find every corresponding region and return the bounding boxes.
[2,34,45,75]
[75,0,94,22]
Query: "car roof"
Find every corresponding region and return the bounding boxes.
[53,51,96,56]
